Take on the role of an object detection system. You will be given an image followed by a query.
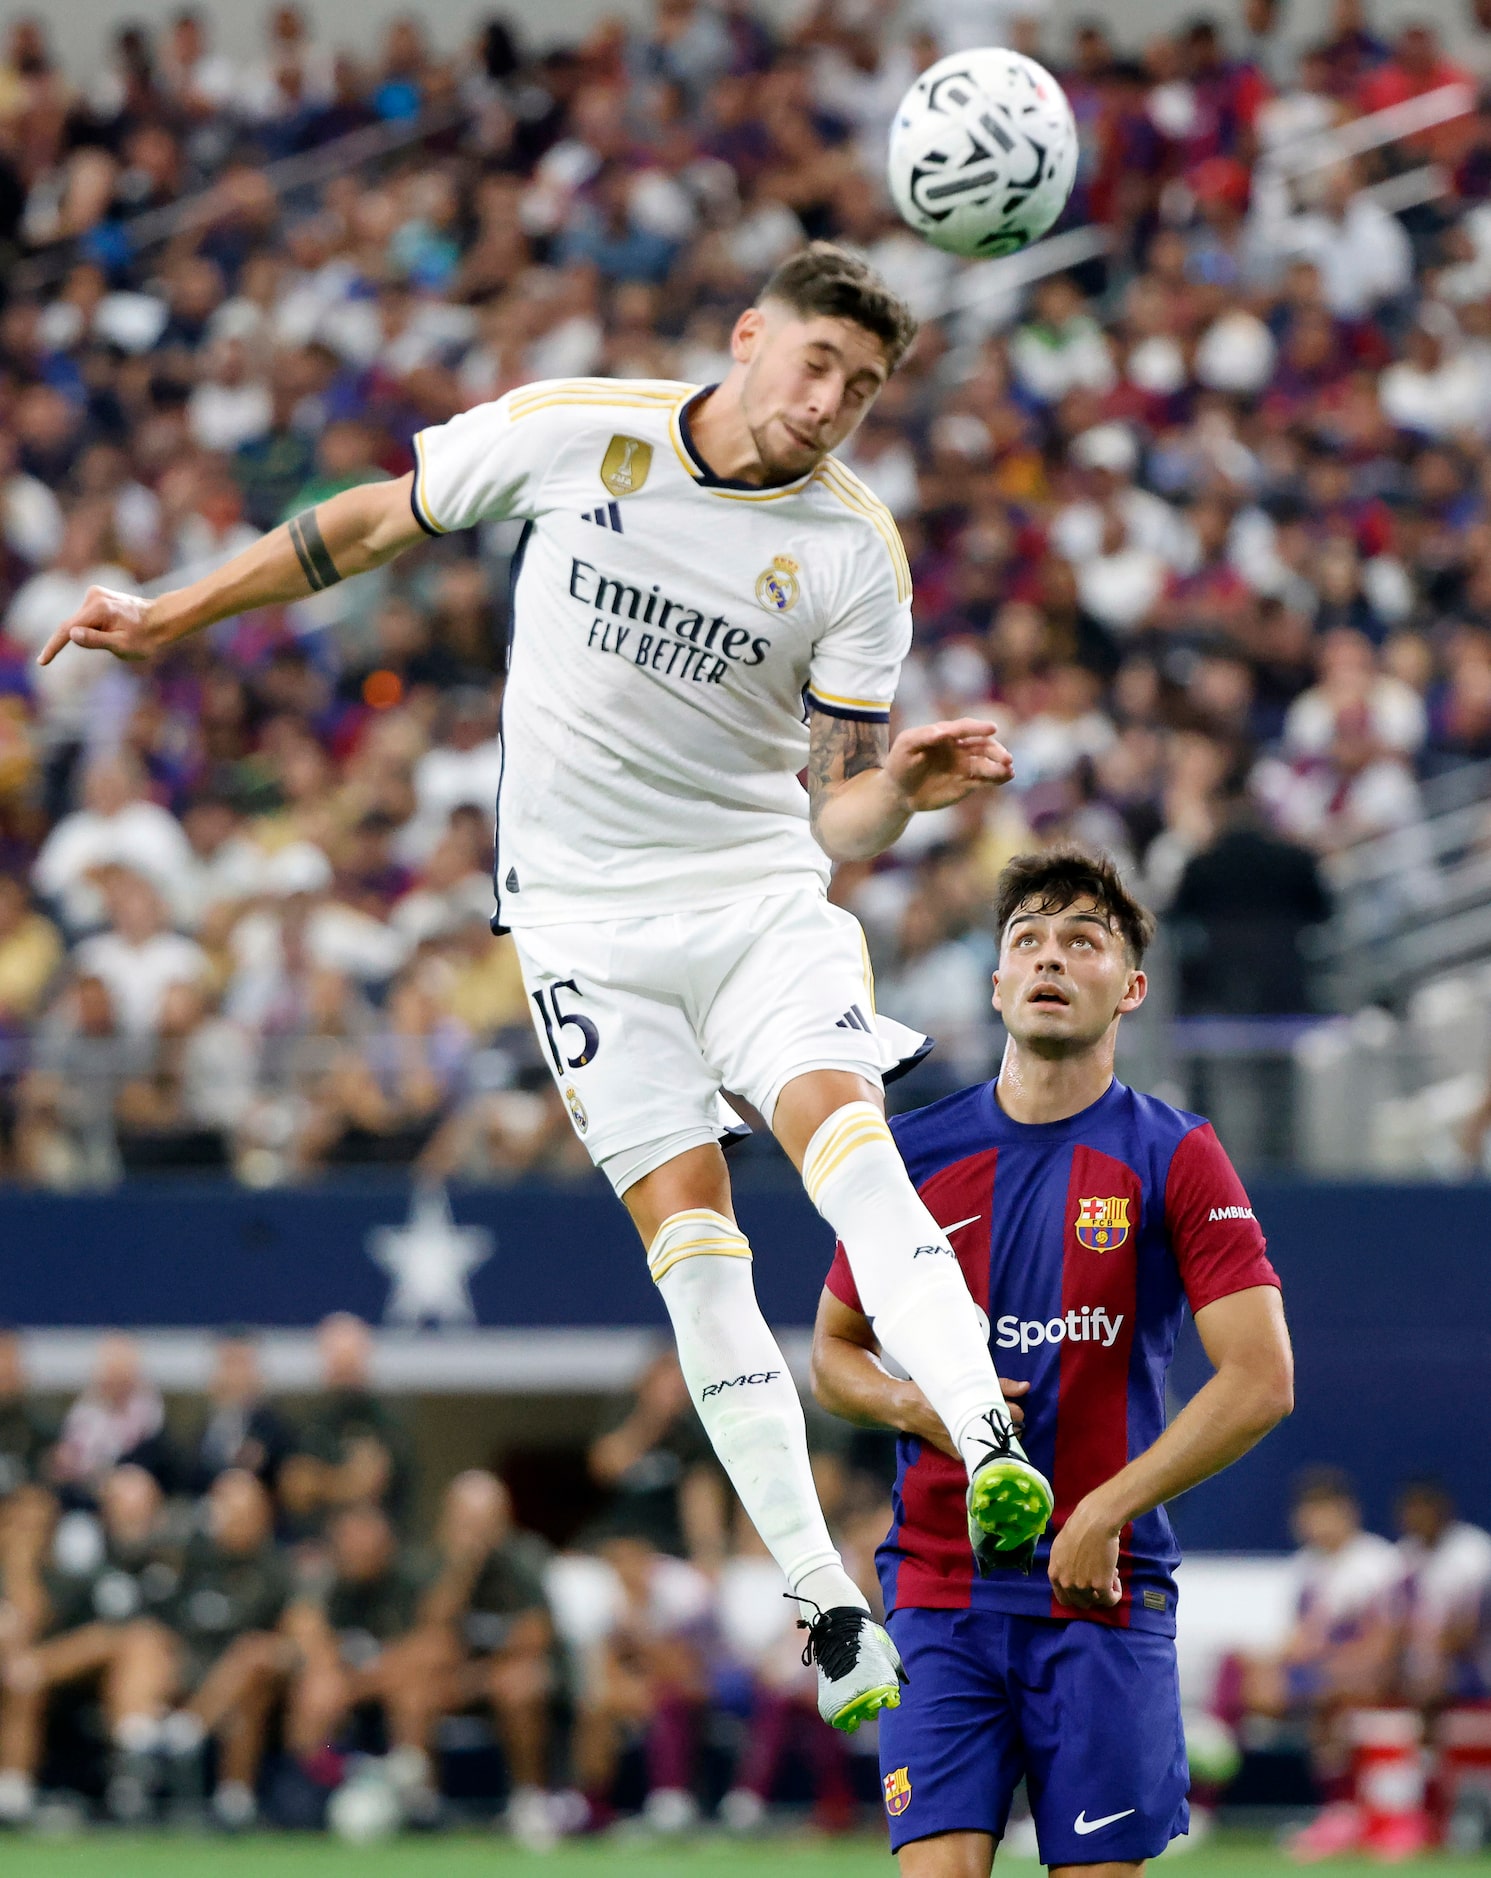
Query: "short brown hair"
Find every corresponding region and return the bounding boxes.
[757,242,919,370]
[993,847,1156,965]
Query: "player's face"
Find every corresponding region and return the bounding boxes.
[734,305,890,478]
[993,897,1146,1053]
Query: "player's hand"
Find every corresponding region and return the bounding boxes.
[884,718,1014,814]
[1047,1490,1122,1610]
[896,1376,1026,1458]
[36,586,164,666]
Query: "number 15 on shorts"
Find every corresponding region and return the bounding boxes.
[531,979,601,1072]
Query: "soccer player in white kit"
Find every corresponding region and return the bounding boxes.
[40,245,1052,1731]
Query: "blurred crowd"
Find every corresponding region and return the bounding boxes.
[6,0,1491,1179]
[1219,1468,1491,1857]
[0,1316,891,1838]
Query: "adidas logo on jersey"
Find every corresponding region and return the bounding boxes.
[582,502,624,533]
[836,1004,873,1033]
[995,1309,1125,1353]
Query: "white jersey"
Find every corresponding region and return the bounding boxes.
[1290,1531,1404,1641]
[411,377,912,928]
[1399,1522,1491,1640]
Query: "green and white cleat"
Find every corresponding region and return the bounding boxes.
[966,1411,1054,1577]
[797,1605,907,1733]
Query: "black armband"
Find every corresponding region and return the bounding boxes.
[287,509,344,592]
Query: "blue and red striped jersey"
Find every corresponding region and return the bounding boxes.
[825,1077,1280,1636]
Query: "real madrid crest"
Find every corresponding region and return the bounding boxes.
[600,435,652,498]
[755,553,801,613]
[563,1083,589,1136]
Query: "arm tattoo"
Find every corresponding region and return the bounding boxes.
[287,508,344,593]
[807,709,889,833]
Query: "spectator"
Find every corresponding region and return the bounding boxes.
[0,877,61,1031]
[11,972,131,1189]
[0,1333,52,1504]
[155,1470,293,1828]
[51,1339,168,1500]
[716,1510,854,1835]
[569,1532,715,1836]
[588,1353,726,1565]
[1169,774,1333,1015]
[421,1471,558,1850]
[0,1465,181,1824]
[72,869,210,1041]
[31,754,195,936]
[279,1314,414,1530]
[113,979,257,1173]
[1227,1469,1402,1858]
[1257,161,1413,321]
[1395,1479,1491,1707]
[283,1502,449,1822]
[188,1333,295,1496]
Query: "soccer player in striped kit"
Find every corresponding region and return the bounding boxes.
[812,849,1295,1874]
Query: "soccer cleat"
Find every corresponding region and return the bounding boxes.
[966,1409,1054,1576]
[796,1601,907,1733]
[1284,1801,1366,1862]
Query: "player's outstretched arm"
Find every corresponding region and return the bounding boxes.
[809,1287,1025,1455]
[807,710,1014,862]
[1049,1286,1294,1610]
[36,474,427,667]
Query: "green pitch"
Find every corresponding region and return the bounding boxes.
[0,1835,1487,1877]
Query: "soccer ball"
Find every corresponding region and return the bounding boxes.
[887,48,1079,259]
[1185,1711,1243,1788]
[327,1769,402,1844]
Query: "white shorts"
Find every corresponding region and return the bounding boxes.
[511,889,930,1196]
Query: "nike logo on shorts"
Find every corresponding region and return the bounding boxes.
[1074,1808,1136,1835]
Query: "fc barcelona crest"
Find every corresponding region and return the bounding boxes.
[600,434,652,497]
[883,1766,912,1816]
[1075,1195,1130,1252]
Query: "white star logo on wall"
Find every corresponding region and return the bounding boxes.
[366,1186,494,1328]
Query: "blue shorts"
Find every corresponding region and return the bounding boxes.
[878,1607,1190,1864]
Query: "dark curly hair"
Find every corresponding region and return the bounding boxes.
[993,847,1157,966]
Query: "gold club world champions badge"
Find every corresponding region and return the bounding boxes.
[600,435,652,497]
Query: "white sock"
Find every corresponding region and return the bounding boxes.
[649,1210,867,1617]
[802,1102,1015,1479]
[0,1770,35,1821]
[114,1713,162,1754]
[162,1710,206,1756]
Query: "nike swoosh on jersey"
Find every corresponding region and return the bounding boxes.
[942,1214,983,1235]
[1074,1809,1136,1835]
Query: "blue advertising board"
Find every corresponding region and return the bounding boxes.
[1,1176,1486,1549]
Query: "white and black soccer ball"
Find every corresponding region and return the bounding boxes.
[888,48,1079,259]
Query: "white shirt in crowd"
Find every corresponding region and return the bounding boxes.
[1291,1530,1404,1638]
[1263,194,1413,320]
[1283,678,1428,758]
[1398,1521,1491,1641]
[33,800,197,932]
[6,560,141,744]
[72,928,211,1037]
